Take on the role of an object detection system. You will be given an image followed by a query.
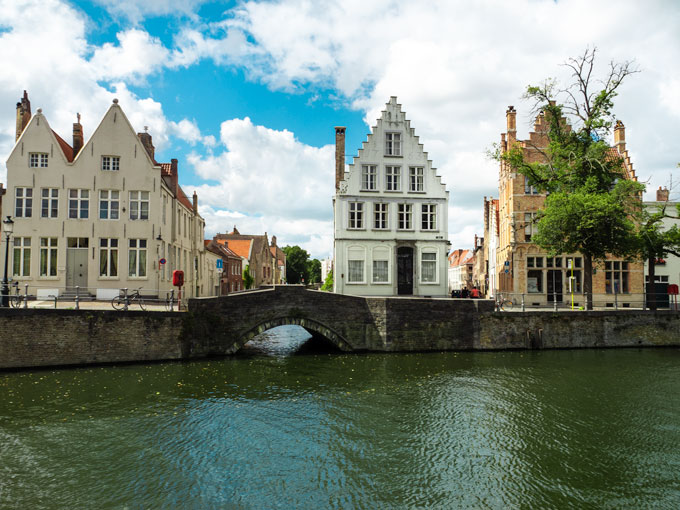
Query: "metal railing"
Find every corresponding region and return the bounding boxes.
[490,291,679,312]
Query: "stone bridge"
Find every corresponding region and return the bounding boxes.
[187,285,494,355]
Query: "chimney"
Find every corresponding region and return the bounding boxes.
[614,120,625,151]
[335,126,346,191]
[657,186,669,202]
[138,128,155,162]
[192,191,198,213]
[506,106,516,143]
[271,235,277,247]
[232,226,240,235]
[15,90,31,142]
[72,113,83,157]
[170,158,179,195]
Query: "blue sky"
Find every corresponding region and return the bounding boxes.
[1,0,679,258]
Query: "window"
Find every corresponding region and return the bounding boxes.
[373,260,389,283]
[162,195,167,224]
[68,189,89,219]
[385,132,401,156]
[99,190,120,220]
[605,260,629,294]
[421,252,437,283]
[546,256,562,268]
[398,203,412,230]
[421,204,436,230]
[13,237,31,277]
[348,260,364,283]
[99,238,118,277]
[409,167,424,192]
[29,153,48,168]
[40,237,57,277]
[101,156,120,171]
[374,203,388,229]
[362,165,377,191]
[15,187,33,217]
[386,165,401,191]
[128,239,147,278]
[348,202,364,229]
[524,176,539,195]
[527,270,543,293]
[41,188,58,218]
[527,256,544,268]
[129,191,149,220]
[524,212,537,241]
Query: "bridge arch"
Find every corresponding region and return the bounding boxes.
[229,316,354,354]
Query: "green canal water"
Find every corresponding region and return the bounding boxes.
[1,326,679,509]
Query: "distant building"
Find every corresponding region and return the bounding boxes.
[447,249,473,292]
[205,239,244,294]
[3,91,211,300]
[495,106,644,306]
[321,257,333,282]
[644,186,680,302]
[213,227,274,288]
[269,236,286,284]
[333,97,450,297]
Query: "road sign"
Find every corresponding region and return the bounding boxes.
[504,269,509,274]
[216,259,223,269]
[159,258,166,265]
[504,261,510,267]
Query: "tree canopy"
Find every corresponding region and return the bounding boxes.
[282,245,310,284]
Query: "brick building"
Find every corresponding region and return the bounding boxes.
[205,239,243,294]
[495,106,644,307]
[213,227,274,288]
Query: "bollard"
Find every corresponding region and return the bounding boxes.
[123,288,129,311]
[553,293,557,312]
[24,284,28,309]
[75,286,80,310]
[521,294,525,312]
[614,291,618,310]
[53,295,58,309]
[169,289,174,312]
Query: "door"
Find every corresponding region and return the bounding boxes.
[547,270,563,302]
[397,247,413,295]
[66,238,88,289]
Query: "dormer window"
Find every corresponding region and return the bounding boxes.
[29,153,48,168]
[101,156,120,171]
[385,132,401,156]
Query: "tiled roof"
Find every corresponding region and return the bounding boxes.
[52,130,74,162]
[176,185,193,211]
[160,163,172,175]
[448,249,472,267]
[217,238,252,260]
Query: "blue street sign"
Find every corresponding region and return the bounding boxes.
[216,259,223,269]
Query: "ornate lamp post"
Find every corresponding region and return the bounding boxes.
[1,216,14,307]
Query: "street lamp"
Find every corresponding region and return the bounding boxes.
[1,216,14,308]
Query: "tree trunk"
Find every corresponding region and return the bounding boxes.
[647,251,656,311]
[584,253,593,310]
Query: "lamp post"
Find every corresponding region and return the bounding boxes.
[1,216,15,308]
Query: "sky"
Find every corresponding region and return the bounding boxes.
[0,0,678,259]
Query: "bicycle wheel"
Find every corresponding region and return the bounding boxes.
[9,295,21,308]
[111,296,125,310]
[136,296,146,311]
[165,297,173,311]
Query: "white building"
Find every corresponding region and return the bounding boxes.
[333,97,449,297]
[644,187,680,292]
[3,92,212,300]
[447,249,473,293]
[321,257,333,282]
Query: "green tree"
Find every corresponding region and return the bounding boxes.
[498,48,643,309]
[242,264,254,290]
[307,259,322,284]
[282,245,310,284]
[321,269,334,291]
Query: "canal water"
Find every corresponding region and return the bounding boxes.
[1,326,679,509]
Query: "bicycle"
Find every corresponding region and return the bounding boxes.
[164,290,175,311]
[8,282,23,308]
[497,294,515,311]
[112,287,146,311]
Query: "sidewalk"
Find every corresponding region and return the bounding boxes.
[10,299,181,312]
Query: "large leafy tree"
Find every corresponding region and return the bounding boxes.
[499,48,643,309]
[282,245,310,284]
[307,259,322,284]
[321,269,334,291]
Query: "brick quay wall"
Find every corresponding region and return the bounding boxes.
[0,295,678,370]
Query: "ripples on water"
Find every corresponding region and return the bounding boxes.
[0,326,679,509]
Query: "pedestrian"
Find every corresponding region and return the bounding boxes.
[471,287,480,299]
[461,287,469,298]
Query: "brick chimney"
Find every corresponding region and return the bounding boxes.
[656,186,669,202]
[170,158,179,195]
[138,128,155,162]
[335,126,346,191]
[72,113,83,157]
[15,90,31,142]
[271,235,277,247]
[506,106,516,144]
[614,120,625,151]
[192,191,198,213]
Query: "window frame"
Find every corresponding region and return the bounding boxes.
[12,237,31,277]
[409,167,424,192]
[361,164,377,191]
[128,238,148,278]
[39,237,58,278]
[421,204,437,231]
[41,188,59,218]
[99,238,119,278]
[29,152,48,168]
[99,190,120,220]
[385,131,402,156]
[129,191,150,221]
[348,201,364,230]
[373,202,388,230]
[385,165,401,192]
[420,250,438,284]
[68,189,89,219]
[15,187,33,218]
[397,203,413,230]
[101,155,120,171]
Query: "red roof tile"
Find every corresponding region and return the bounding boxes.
[52,130,74,162]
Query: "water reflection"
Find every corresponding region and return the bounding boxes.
[0,347,678,509]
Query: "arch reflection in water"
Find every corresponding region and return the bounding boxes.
[238,324,345,357]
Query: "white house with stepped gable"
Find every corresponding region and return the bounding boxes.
[3,92,212,300]
[333,97,450,297]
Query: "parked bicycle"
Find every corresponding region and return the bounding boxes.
[497,294,515,312]
[112,287,146,311]
[8,282,23,308]
[164,290,175,311]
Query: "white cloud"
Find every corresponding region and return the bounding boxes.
[92,0,208,24]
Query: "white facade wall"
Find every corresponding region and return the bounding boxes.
[3,101,212,299]
[488,206,498,298]
[333,97,449,297]
[643,201,680,288]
